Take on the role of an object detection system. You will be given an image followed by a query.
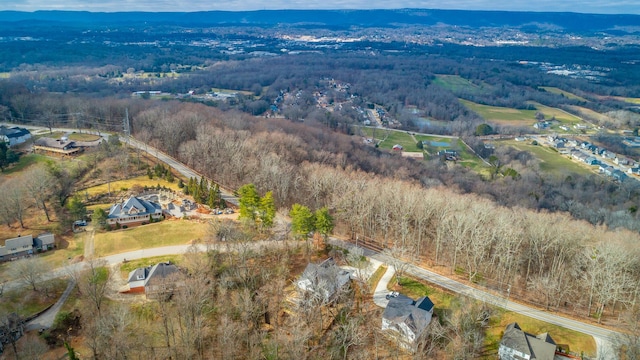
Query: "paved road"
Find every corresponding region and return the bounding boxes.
[372,265,395,308]
[25,279,76,331]
[328,238,617,359]
[4,240,292,293]
[126,137,239,206]
[83,229,95,260]
[5,123,619,357]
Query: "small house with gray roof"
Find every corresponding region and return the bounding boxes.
[0,233,56,262]
[381,294,434,349]
[126,262,180,299]
[107,195,163,227]
[498,322,557,360]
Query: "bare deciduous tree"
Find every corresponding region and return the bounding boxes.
[23,166,55,222]
[8,257,50,291]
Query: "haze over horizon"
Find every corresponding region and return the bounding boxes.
[1,0,639,15]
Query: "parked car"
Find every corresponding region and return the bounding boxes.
[74,220,87,226]
[385,291,399,300]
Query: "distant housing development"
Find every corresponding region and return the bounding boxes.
[107,195,163,227]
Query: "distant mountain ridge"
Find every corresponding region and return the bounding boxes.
[0,9,639,33]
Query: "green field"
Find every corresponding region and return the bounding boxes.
[68,133,101,141]
[433,75,491,95]
[211,87,255,97]
[612,96,640,105]
[94,220,210,256]
[502,140,592,176]
[1,154,50,175]
[357,127,422,152]
[459,99,538,124]
[528,102,582,124]
[539,86,588,102]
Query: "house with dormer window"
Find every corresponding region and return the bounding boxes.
[107,196,163,227]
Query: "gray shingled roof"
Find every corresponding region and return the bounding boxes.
[0,126,30,138]
[382,295,433,338]
[108,196,161,219]
[500,322,556,360]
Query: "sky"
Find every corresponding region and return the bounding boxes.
[0,0,639,15]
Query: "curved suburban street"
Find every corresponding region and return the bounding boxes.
[6,124,620,358]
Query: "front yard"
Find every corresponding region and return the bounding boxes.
[93,219,210,256]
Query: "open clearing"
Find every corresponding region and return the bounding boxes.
[1,153,50,176]
[357,127,422,152]
[539,86,588,102]
[433,75,492,94]
[81,175,182,196]
[528,102,582,124]
[459,99,538,125]
[565,105,615,127]
[500,140,592,176]
[93,220,210,256]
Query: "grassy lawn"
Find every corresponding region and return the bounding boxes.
[485,310,596,358]
[433,75,491,94]
[211,87,254,96]
[367,265,387,293]
[456,139,490,173]
[414,134,453,147]
[378,131,422,152]
[501,140,592,176]
[357,127,422,152]
[1,154,50,175]
[539,86,588,102]
[93,220,210,256]
[388,275,595,358]
[0,278,68,317]
[566,106,612,128]
[611,96,640,105]
[459,99,538,125]
[390,276,456,310]
[81,175,182,196]
[68,133,101,141]
[528,102,582,124]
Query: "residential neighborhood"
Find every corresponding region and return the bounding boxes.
[0,233,55,262]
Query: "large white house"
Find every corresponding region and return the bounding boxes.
[381,294,434,350]
[107,196,163,227]
[0,126,31,147]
